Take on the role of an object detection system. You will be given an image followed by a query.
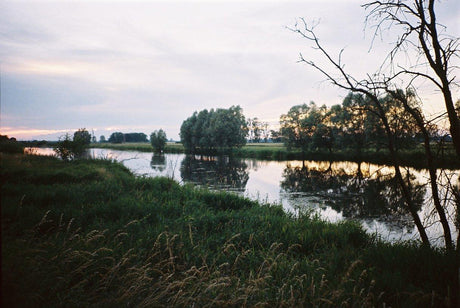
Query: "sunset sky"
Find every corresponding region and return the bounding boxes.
[1,0,459,141]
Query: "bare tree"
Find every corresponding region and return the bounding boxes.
[364,0,460,159]
[290,1,459,304]
[291,18,431,245]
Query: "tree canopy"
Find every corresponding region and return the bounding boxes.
[280,94,422,157]
[180,106,248,154]
[150,129,167,153]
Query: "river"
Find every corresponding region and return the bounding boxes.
[28,147,459,246]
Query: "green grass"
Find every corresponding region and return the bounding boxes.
[2,152,457,307]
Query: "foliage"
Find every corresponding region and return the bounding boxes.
[53,129,91,160]
[108,132,124,143]
[247,117,270,143]
[280,102,326,153]
[290,0,459,271]
[124,132,148,143]
[281,93,427,158]
[53,133,75,161]
[107,132,149,143]
[72,128,91,157]
[1,153,457,307]
[150,129,167,153]
[180,106,248,154]
[0,135,24,154]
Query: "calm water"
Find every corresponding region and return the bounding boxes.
[28,147,459,245]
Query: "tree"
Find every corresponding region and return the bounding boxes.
[124,133,148,143]
[54,129,91,160]
[210,106,248,150]
[150,129,167,153]
[108,132,124,143]
[291,0,459,259]
[180,106,248,154]
[72,128,91,157]
[54,133,74,161]
[363,0,460,159]
[270,129,282,143]
[0,134,24,154]
[247,117,262,143]
[280,102,323,156]
[100,135,106,143]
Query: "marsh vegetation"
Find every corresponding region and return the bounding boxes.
[1,152,457,307]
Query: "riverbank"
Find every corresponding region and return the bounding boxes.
[91,142,459,169]
[1,152,457,306]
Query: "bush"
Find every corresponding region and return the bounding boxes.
[0,135,24,154]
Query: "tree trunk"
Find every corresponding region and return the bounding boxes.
[390,90,453,250]
[370,94,430,245]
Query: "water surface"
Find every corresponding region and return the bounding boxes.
[28,147,459,245]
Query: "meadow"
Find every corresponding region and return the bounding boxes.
[1,152,457,307]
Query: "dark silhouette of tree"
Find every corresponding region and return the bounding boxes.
[108,132,124,143]
[54,128,91,160]
[289,0,459,269]
[124,133,148,143]
[150,129,167,153]
[72,128,91,157]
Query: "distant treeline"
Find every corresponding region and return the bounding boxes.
[279,92,454,157]
[106,132,148,143]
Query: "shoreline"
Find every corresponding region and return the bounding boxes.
[88,142,460,169]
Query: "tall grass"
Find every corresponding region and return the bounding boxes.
[1,153,456,307]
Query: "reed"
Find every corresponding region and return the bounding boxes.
[1,153,456,307]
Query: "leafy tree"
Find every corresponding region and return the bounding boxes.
[72,128,91,157]
[54,134,75,161]
[99,135,106,143]
[280,102,320,155]
[108,132,124,143]
[247,117,262,143]
[210,106,248,150]
[180,112,198,153]
[124,133,148,143]
[73,128,91,145]
[270,130,282,143]
[180,106,247,154]
[150,129,167,153]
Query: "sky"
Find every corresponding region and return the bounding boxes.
[1,0,459,141]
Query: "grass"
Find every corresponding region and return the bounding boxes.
[1,152,457,307]
[90,142,459,169]
[91,142,184,153]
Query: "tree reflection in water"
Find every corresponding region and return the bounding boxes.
[180,155,249,192]
[150,153,167,172]
[281,161,425,229]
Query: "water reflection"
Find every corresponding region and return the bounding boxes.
[281,162,426,230]
[150,154,166,172]
[180,155,249,192]
[26,148,458,244]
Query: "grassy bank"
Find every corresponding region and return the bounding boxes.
[1,153,457,307]
[90,142,459,169]
[91,142,184,153]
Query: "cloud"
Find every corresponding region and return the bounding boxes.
[1,0,458,140]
